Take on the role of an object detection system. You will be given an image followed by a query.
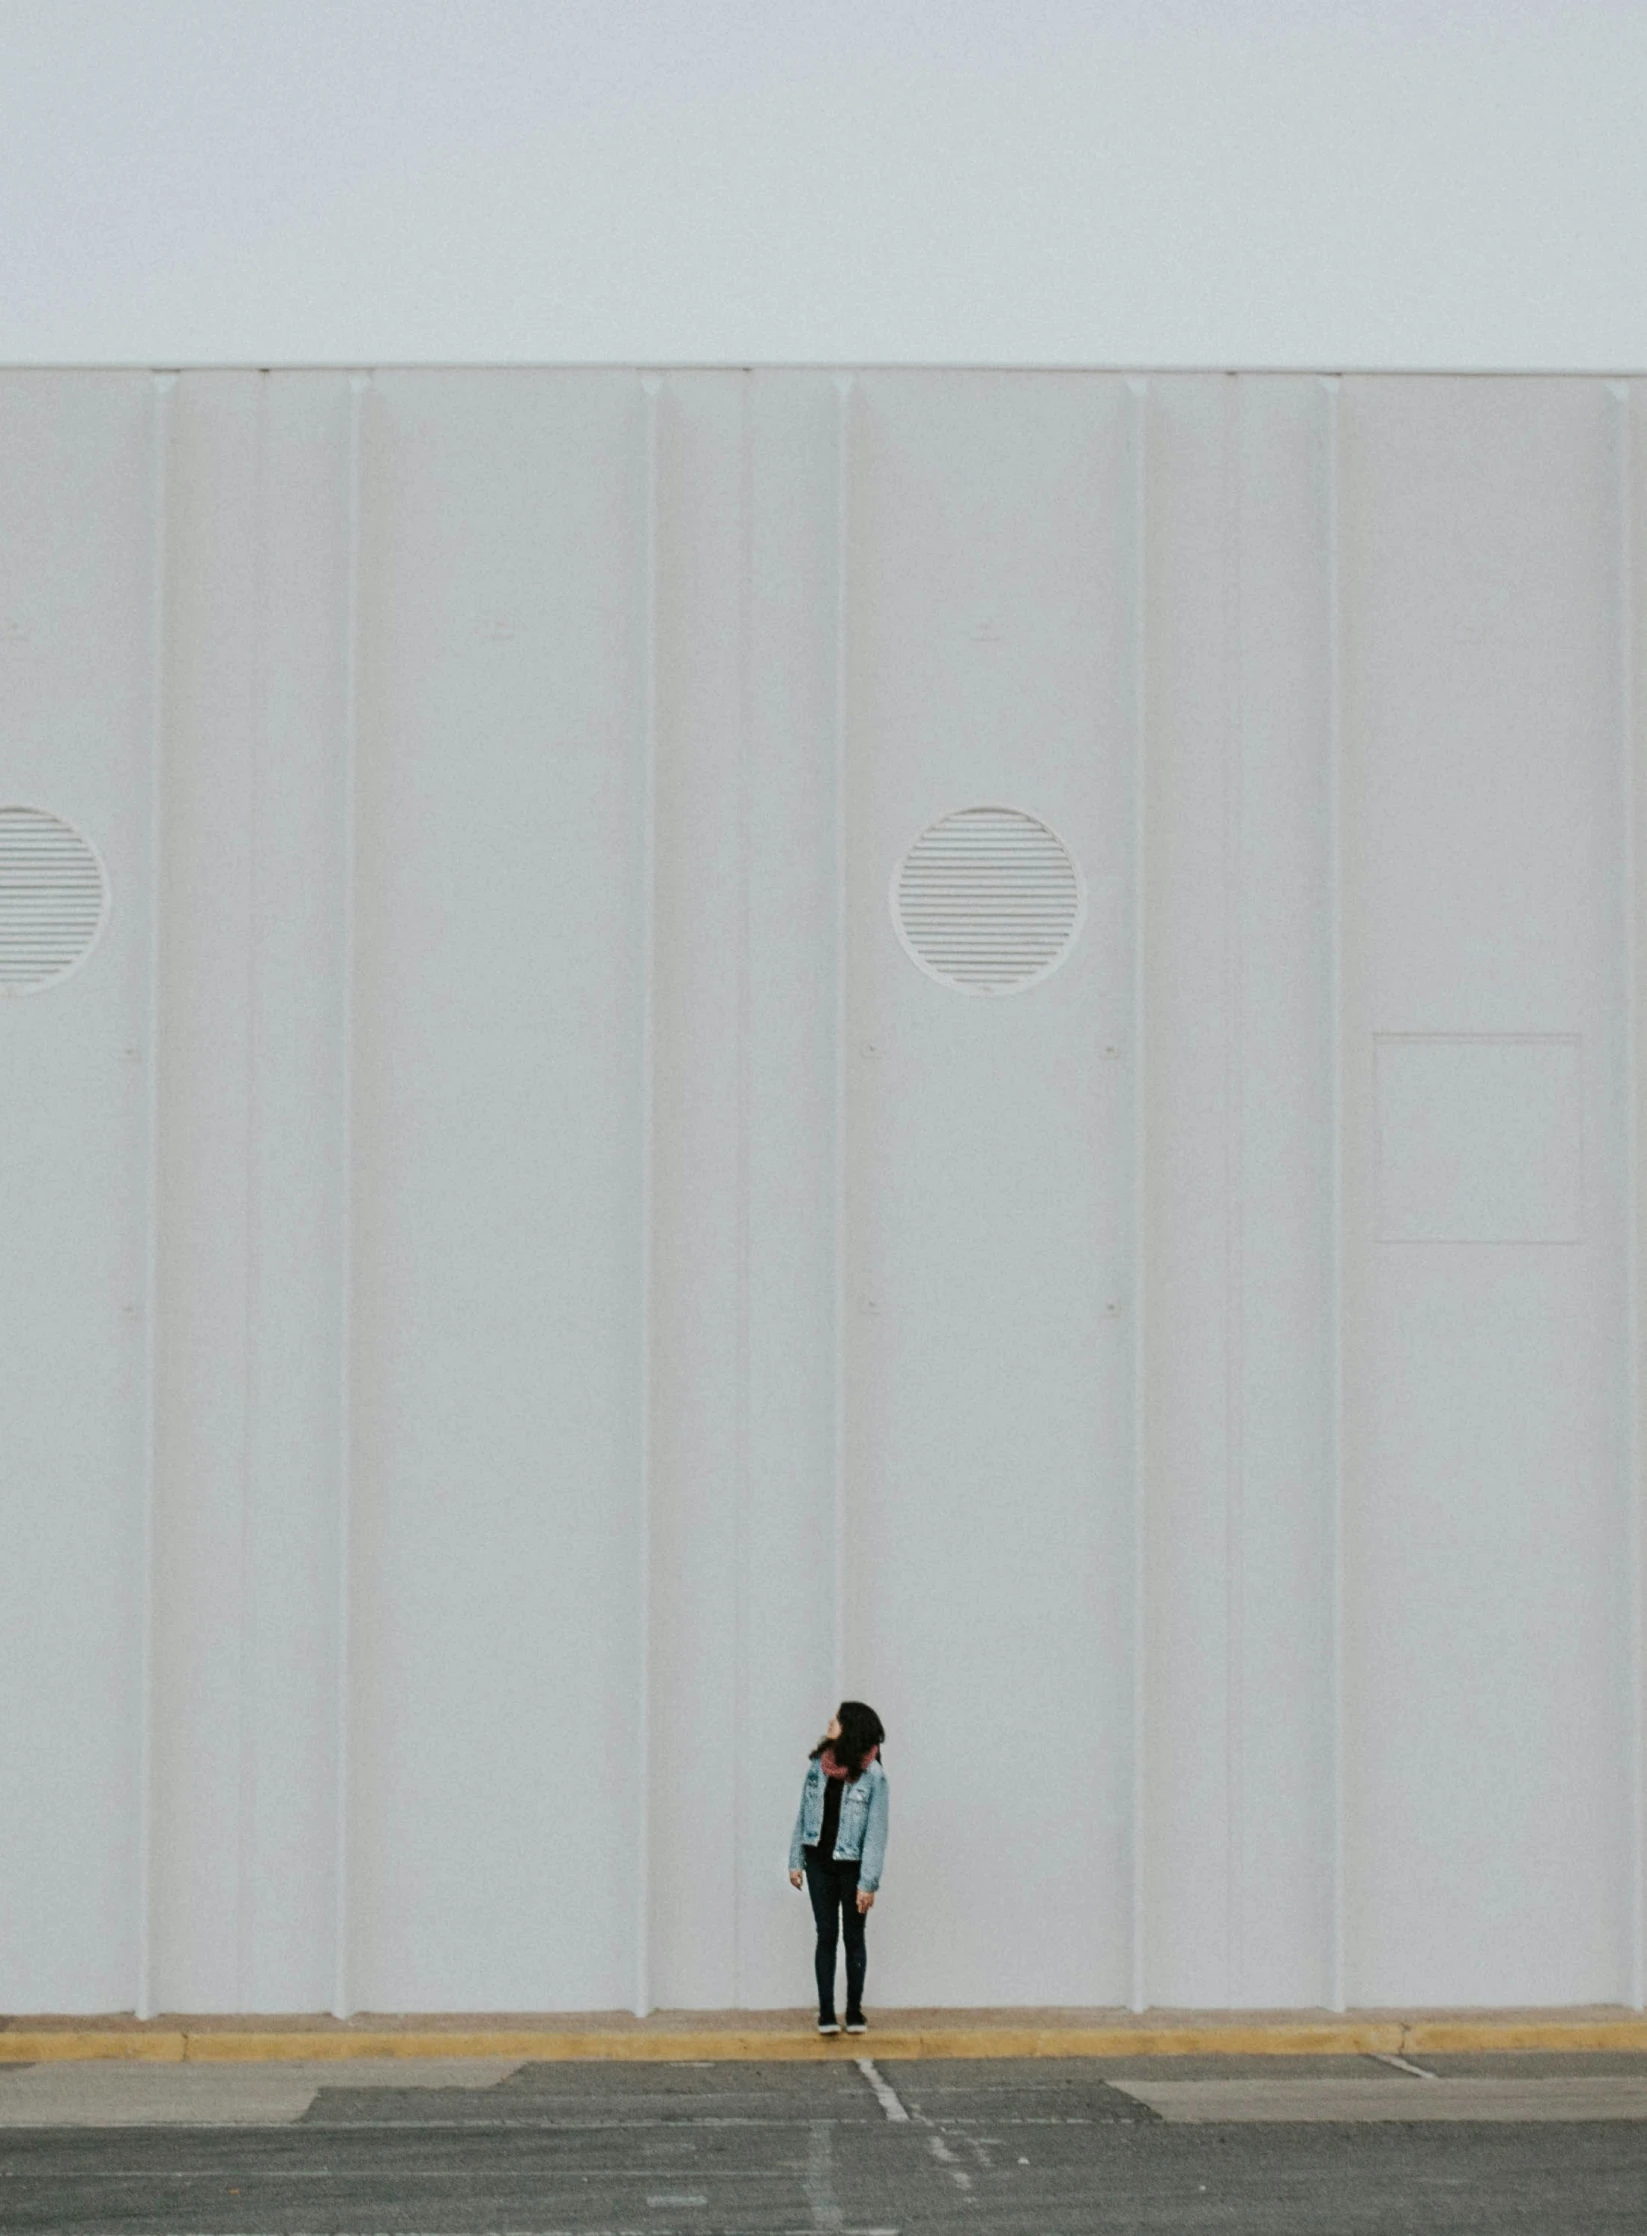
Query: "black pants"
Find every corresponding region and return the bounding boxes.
[804,1851,866,2022]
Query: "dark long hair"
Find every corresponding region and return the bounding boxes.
[811,1699,885,1779]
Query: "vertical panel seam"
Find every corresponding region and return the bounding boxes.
[237,371,270,2011]
[137,370,176,2023]
[636,373,662,2019]
[733,372,754,2008]
[1223,376,1246,2008]
[1127,374,1149,2016]
[832,374,853,1700]
[1614,378,1644,2011]
[331,371,367,2020]
[1320,373,1348,2014]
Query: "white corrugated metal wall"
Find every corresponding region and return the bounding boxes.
[1,368,1642,2016]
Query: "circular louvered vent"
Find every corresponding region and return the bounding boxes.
[0,807,109,995]
[892,805,1084,993]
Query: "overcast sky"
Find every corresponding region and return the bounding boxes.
[1,0,1643,368]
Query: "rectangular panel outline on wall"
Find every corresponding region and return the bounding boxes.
[1371,1030,1585,1247]
[1339,376,1623,2007]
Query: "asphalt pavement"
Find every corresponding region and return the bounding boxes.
[2,2050,1646,2233]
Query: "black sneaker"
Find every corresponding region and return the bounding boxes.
[817,2018,840,2035]
[844,2015,866,2034]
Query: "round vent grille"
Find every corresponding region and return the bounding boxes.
[892,805,1084,993]
[0,807,109,995]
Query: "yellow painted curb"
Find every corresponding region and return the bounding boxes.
[173,2027,1398,2063]
[1404,2020,1647,2055]
[0,2034,186,2063]
[4,2018,1647,2063]
[0,2022,1403,2063]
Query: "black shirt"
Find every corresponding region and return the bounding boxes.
[806,1769,846,1866]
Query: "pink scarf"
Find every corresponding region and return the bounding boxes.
[820,1744,879,1781]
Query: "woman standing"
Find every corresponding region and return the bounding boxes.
[788,1701,888,2035]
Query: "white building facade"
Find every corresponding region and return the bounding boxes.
[2,367,1644,2018]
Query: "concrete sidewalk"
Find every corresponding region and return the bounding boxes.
[5,2007,1647,2062]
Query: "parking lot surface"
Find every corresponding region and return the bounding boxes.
[2,2052,1647,2233]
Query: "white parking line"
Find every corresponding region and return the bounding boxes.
[924,2132,973,2192]
[804,2115,845,2230]
[854,2058,909,2122]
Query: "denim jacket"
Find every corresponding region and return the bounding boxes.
[788,1756,889,1892]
